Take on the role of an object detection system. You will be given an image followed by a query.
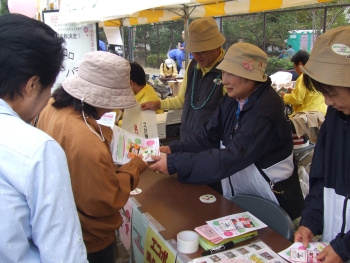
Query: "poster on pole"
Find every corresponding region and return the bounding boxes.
[42,10,98,91]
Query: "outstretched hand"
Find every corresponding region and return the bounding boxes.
[294,226,314,248]
[160,146,171,154]
[149,154,169,175]
[316,245,343,263]
[141,101,161,111]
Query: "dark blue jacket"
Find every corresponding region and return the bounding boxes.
[300,106,350,262]
[168,78,293,185]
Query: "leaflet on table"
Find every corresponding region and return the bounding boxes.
[278,242,328,263]
[190,240,288,263]
[205,212,267,240]
[112,125,160,165]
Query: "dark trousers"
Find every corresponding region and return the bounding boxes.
[87,238,116,263]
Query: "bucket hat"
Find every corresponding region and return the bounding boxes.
[186,17,225,53]
[301,25,350,87]
[165,59,173,68]
[217,42,268,82]
[62,51,136,110]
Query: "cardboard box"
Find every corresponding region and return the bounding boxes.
[168,80,183,96]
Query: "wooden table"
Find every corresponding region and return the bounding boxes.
[132,168,292,259]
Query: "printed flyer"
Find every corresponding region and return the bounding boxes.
[278,242,328,263]
[190,240,287,263]
[112,125,160,165]
[206,212,267,240]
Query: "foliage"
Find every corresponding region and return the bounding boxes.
[0,0,9,15]
[266,57,294,76]
[146,53,167,68]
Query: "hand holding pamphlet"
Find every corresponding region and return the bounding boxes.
[112,125,160,165]
[278,242,328,263]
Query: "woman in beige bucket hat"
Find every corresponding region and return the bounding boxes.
[150,42,305,220]
[35,51,147,263]
[295,25,350,263]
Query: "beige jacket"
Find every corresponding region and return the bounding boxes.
[36,99,147,253]
[290,111,325,143]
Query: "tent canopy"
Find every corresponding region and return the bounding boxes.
[59,0,331,25]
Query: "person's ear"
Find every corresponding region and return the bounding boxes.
[23,76,40,96]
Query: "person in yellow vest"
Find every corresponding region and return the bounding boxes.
[281,50,327,149]
[130,62,164,114]
[159,58,178,78]
[280,50,327,117]
[116,62,164,126]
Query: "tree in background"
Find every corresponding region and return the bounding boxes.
[0,0,9,15]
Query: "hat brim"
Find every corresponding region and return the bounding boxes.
[187,35,225,53]
[62,74,136,110]
[301,60,350,87]
[217,60,267,82]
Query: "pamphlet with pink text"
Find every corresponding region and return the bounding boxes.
[112,125,160,165]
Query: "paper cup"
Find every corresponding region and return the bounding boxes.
[177,230,199,254]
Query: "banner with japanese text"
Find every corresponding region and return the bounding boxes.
[42,10,97,91]
[144,224,179,263]
[131,203,149,263]
[119,198,134,251]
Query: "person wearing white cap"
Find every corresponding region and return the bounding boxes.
[36,51,147,263]
[159,58,178,78]
[149,42,304,220]
[294,25,350,263]
[0,14,87,263]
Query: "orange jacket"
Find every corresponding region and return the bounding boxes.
[36,99,147,253]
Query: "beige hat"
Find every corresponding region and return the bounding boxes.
[62,51,136,110]
[186,17,225,53]
[217,42,268,82]
[301,25,350,87]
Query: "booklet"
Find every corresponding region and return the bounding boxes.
[112,125,160,165]
[278,242,328,263]
[190,240,288,263]
[97,111,117,128]
[205,212,267,241]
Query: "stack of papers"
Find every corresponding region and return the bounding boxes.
[190,240,288,263]
[195,212,267,250]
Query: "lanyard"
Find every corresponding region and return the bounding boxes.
[231,99,248,141]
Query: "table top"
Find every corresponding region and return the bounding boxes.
[132,168,292,259]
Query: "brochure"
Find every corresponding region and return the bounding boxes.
[112,125,160,165]
[205,212,267,241]
[97,111,117,128]
[278,242,328,263]
[190,240,288,263]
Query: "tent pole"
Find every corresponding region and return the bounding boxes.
[120,19,125,59]
[183,6,189,69]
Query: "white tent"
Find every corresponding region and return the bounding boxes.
[58,0,332,25]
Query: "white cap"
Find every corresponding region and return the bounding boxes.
[165,59,173,67]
